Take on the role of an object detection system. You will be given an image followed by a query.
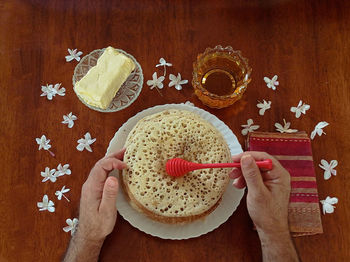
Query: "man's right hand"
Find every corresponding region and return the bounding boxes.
[230,151,299,262]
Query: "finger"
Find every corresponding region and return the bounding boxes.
[228,168,242,179]
[240,154,267,196]
[87,158,127,189]
[99,176,119,215]
[232,151,272,163]
[232,176,246,189]
[105,148,126,160]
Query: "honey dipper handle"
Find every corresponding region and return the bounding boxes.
[196,159,273,170]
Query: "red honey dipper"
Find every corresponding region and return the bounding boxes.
[166,158,273,177]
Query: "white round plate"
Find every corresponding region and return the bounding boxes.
[72,48,143,112]
[106,103,245,239]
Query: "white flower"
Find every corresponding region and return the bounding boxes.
[311,121,329,140]
[65,48,83,62]
[62,112,77,128]
[40,84,55,100]
[36,135,51,151]
[290,100,310,118]
[319,159,338,180]
[241,119,260,136]
[264,75,279,90]
[52,83,66,96]
[156,58,172,67]
[147,72,165,90]
[40,83,65,99]
[41,167,57,183]
[257,100,271,115]
[77,132,96,152]
[37,194,55,212]
[320,196,338,215]
[63,218,79,235]
[275,119,298,133]
[55,185,71,202]
[56,164,71,177]
[169,73,188,91]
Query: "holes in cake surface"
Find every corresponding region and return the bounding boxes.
[125,111,231,216]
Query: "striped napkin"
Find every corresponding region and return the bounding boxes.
[246,131,323,237]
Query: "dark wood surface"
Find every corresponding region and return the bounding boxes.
[1,0,349,261]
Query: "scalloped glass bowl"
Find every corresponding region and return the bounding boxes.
[72,48,143,113]
[192,45,252,109]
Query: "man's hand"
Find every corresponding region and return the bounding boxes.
[63,149,127,262]
[230,151,299,262]
[78,149,126,242]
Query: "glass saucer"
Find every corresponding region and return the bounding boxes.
[72,48,143,112]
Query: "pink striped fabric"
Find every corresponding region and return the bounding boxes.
[247,131,323,236]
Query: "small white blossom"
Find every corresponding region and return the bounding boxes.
[156,58,172,76]
[319,159,338,180]
[65,48,83,62]
[40,83,65,99]
[147,72,165,90]
[55,185,71,202]
[311,121,329,140]
[320,196,338,215]
[77,132,96,152]
[257,100,271,115]
[264,75,279,90]
[56,164,71,177]
[52,83,66,96]
[275,119,298,133]
[41,167,57,183]
[156,58,172,68]
[63,218,79,235]
[62,112,77,128]
[36,135,51,151]
[290,100,310,118]
[241,119,260,136]
[40,84,55,100]
[169,73,188,91]
[37,194,55,213]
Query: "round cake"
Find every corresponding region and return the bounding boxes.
[121,109,232,223]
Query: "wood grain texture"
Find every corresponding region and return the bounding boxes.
[0,0,349,261]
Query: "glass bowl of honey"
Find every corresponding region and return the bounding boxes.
[192,45,252,109]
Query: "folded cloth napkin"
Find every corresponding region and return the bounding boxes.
[246,131,323,237]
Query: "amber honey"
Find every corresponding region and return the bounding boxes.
[202,69,236,96]
[192,46,252,109]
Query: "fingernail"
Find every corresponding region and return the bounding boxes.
[107,178,117,187]
[232,178,238,186]
[241,155,253,167]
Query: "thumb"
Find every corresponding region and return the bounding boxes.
[99,176,119,215]
[241,155,266,195]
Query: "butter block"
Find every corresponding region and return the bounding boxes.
[75,46,135,109]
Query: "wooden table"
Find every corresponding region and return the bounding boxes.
[1,0,349,261]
